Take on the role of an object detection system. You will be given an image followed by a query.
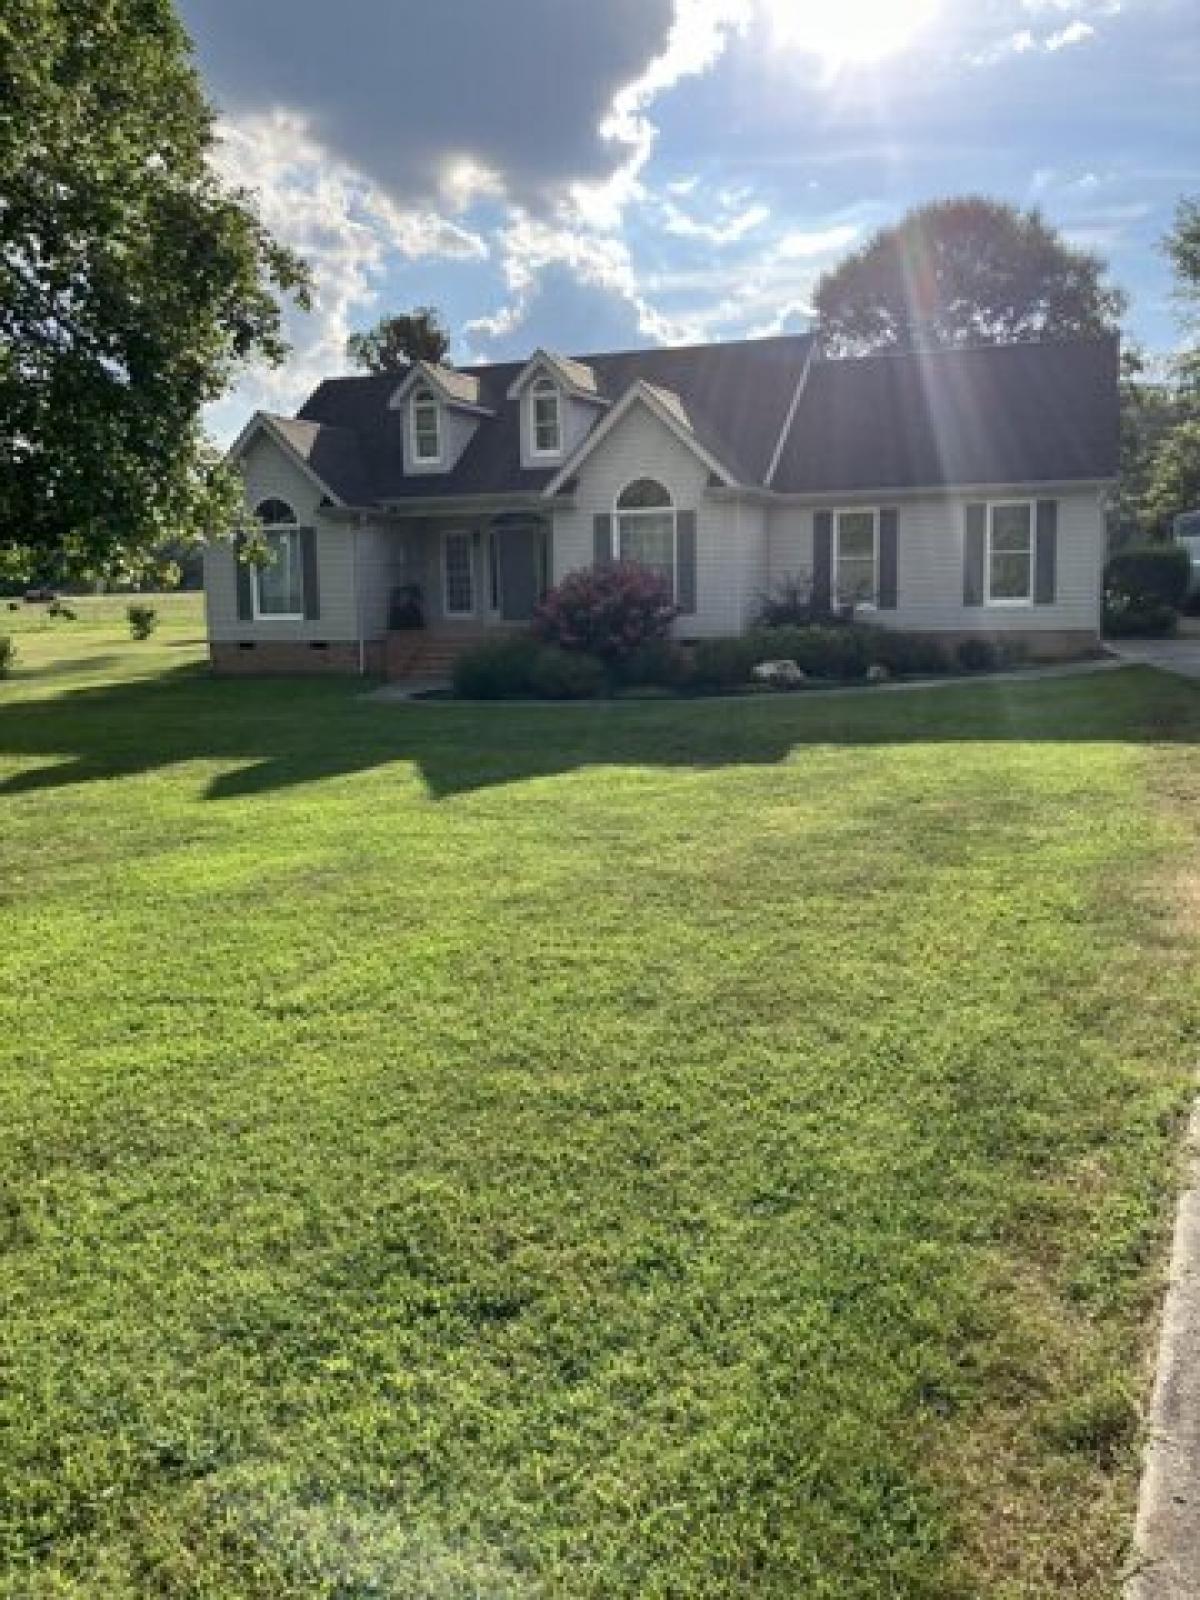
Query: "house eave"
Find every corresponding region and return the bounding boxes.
[226,412,348,508]
[708,475,1117,506]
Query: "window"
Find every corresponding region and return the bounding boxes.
[986,501,1034,605]
[252,499,304,619]
[834,509,878,609]
[616,478,676,597]
[530,377,561,455]
[442,529,475,616]
[411,388,441,463]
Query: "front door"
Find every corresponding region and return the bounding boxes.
[442,529,475,618]
[490,517,547,622]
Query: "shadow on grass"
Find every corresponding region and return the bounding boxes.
[0,663,1197,802]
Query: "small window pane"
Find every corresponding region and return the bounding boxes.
[836,511,876,605]
[256,529,304,616]
[255,498,296,526]
[619,511,675,596]
[413,393,440,461]
[444,531,474,614]
[533,386,560,452]
[989,504,1032,600]
[617,478,671,510]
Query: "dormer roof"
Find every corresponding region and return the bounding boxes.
[505,349,606,403]
[388,360,494,415]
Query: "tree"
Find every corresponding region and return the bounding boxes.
[0,0,310,584]
[1137,197,1200,533]
[814,197,1127,356]
[346,307,451,373]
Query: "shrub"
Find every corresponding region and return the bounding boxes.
[691,636,758,690]
[452,634,540,699]
[0,636,15,677]
[956,638,998,672]
[859,629,950,677]
[1103,596,1178,638]
[754,572,817,627]
[1104,543,1190,610]
[528,646,607,700]
[748,625,873,680]
[533,565,677,666]
[127,603,158,640]
[614,639,694,691]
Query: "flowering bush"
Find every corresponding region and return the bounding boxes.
[533,564,677,666]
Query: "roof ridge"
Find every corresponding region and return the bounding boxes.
[816,333,1120,366]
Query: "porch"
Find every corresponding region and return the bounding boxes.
[381,509,551,682]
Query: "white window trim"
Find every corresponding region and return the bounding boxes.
[250,506,305,622]
[441,528,476,619]
[410,389,443,466]
[614,482,678,598]
[984,498,1035,608]
[832,507,879,612]
[528,379,563,459]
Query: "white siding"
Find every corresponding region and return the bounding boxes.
[206,432,361,642]
[552,402,763,638]
[518,387,601,471]
[402,401,477,476]
[767,486,1105,634]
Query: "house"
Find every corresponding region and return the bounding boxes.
[204,332,1120,676]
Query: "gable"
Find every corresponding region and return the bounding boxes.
[238,432,326,521]
[569,398,712,510]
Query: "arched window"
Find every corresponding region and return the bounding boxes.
[411,387,441,463]
[251,498,303,618]
[530,376,561,456]
[615,478,676,596]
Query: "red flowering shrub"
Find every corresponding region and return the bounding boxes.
[532,564,677,666]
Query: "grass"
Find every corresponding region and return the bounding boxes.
[1,610,1198,1598]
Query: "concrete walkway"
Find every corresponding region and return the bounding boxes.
[1128,1102,1200,1599]
[1109,634,1200,681]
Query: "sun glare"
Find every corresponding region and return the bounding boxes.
[761,0,939,69]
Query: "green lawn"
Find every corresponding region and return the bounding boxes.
[1,612,1198,1598]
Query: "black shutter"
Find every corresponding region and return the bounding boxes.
[593,513,613,568]
[963,503,987,606]
[234,532,253,621]
[812,510,833,615]
[676,510,697,614]
[1035,500,1058,605]
[878,507,898,609]
[300,527,320,620]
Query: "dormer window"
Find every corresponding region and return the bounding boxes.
[411,388,441,464]
[530,377,561,456]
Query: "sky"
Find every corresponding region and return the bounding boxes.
[176,0,1200,441]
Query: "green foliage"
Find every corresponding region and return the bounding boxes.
[126,603,159,641]
[1140,418,1200,533]
[690,635,760,690]
[528,645,607,699]
[346,306,451,372]
[614,639,694,690]
[451,634,540,699]
[859,628,951,676]
[0,636,14,677]
[956,638,999,672]
[1105,543,1191,608]
[815,196,1126,356]
[0,0,310,583]
[0,618,1197,1598]
[1103,596,1178,638]
[754,572,817,627]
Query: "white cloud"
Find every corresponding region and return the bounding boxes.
[773,223,862,259]
[1045,19,1096,46]
[660,199,771,243]
[209,112,486,416]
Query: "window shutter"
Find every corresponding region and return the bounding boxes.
[235,532,254,621]
[963,503,986,606]
[676,510,697,614]
[1035,499,1058,605]
[300,527,321,620]
[812,510,833,614]
[878,507,898,610]
[593,512,613,568]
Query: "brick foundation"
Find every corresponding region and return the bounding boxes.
[209,640,384,676]
[914,628,1101,662]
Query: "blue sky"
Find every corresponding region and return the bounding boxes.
[178,0,1200,440]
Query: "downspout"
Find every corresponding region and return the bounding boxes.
[353,516,365,676]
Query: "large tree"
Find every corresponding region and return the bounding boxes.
[0,0,309,582]
[346,307,451,373]
[814,196,1127,356]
